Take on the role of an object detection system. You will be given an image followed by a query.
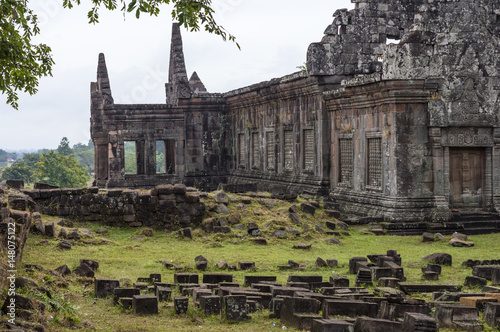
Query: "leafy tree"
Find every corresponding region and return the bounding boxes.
[57,137,72,156]
[73,142,94,175]
[35,151,88,188]
[2,0,237,110]
[124,141,137,174]
[1,160,34,183]
[0,0,54,110]
[22,152,41,168]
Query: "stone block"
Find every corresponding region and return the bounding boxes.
[460,296,498,310]
[95,279,120,298]
[349,257,368,274]
[352,317,403,332]
[174,273,198,284]
[244,275,277,287]
[371,267,393,281]
[280,297,321,331]
[422,253,452,266]
[424,271,439,280]
[222,295,248,321]
[330,276,350,287]
[113,287,140,304]
[132,295,158,315]
[379,301,431,320]
[378,277,400,288]
[311,319,352,332]
[483,302,500,328]
[323,299,378,318]
[402,312,438,332]
[200,295,221,315]
[73,263,94,278]
[202,273,233,284]
[433,303,481,331]
[465,276,488,288]
[119,297,133,309]
[269,297,285,318]
[156,286,172,302]
[238,261,255,270]
[44,222,55,237]
[174,296,189,314]
[192,288,212,303]
[288,275,323,284]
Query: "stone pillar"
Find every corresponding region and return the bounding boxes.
[492,128,500,212]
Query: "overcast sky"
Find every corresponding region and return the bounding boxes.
[0,0,353,151]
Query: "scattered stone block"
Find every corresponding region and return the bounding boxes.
[460,296,498,310]
[119,297,133,309]
[379,300,431,320]
[422,253,452,266]
[73,263,94,278]
[174,273,199,284]
[222,295,249,321]
[95,279,120,298]
[378,277,400,288]
[269,297,285,318]
[355,269,373,286]
[422,264,442,275]
[132,295,158,315]
[179,227,192,239]
[202,273,232,284]
[311,318,352,332]
[113,288,140,304]
[244,275,277,287]
[323,299,378,318]
[58,240,72,250]
[465,276,488,288]
[200,295,221,315]
[473,265,500,280]
[402,312,438,332]
[293,243,312,250]
[280,296,321,331]
[450,238,474,247]
[44,222,55,237]
[483,302,500,328]
[352,317,402,332]
[238,261,255,270]
[422,232,435,242]
[398,283,462,294]
[424,271,439,280]
[193,288,212,303]
[330,276,350,287]
[451,232,467,241]
[433,303,482,331]
[316,257,327,267]
[156,286,172,302]
[327,259,338,268]
[349,257,368,274]
[174,296,189,314]
[54,264,71,276]
[80,259,99,271]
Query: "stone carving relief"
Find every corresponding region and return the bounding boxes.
[444,128,493,147]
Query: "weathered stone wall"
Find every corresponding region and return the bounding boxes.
[225,72,334,195]
[20,184,204,230]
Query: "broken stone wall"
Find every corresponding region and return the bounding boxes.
[20,185,204,230]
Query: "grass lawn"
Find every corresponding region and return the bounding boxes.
[9,193,500,331]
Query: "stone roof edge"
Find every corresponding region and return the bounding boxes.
[223,70,308,98]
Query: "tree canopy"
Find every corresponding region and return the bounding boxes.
[1,0,237,110]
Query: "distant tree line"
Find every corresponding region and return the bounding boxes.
[0,138,94,188]
[0,149,17,162]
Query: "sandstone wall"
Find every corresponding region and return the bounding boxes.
[20,184,205,230]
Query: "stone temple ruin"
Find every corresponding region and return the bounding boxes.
[91,0,500,223]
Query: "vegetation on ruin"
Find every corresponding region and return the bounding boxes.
[6,192,499,331]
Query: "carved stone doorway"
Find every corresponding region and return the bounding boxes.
[449,148,485,210]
